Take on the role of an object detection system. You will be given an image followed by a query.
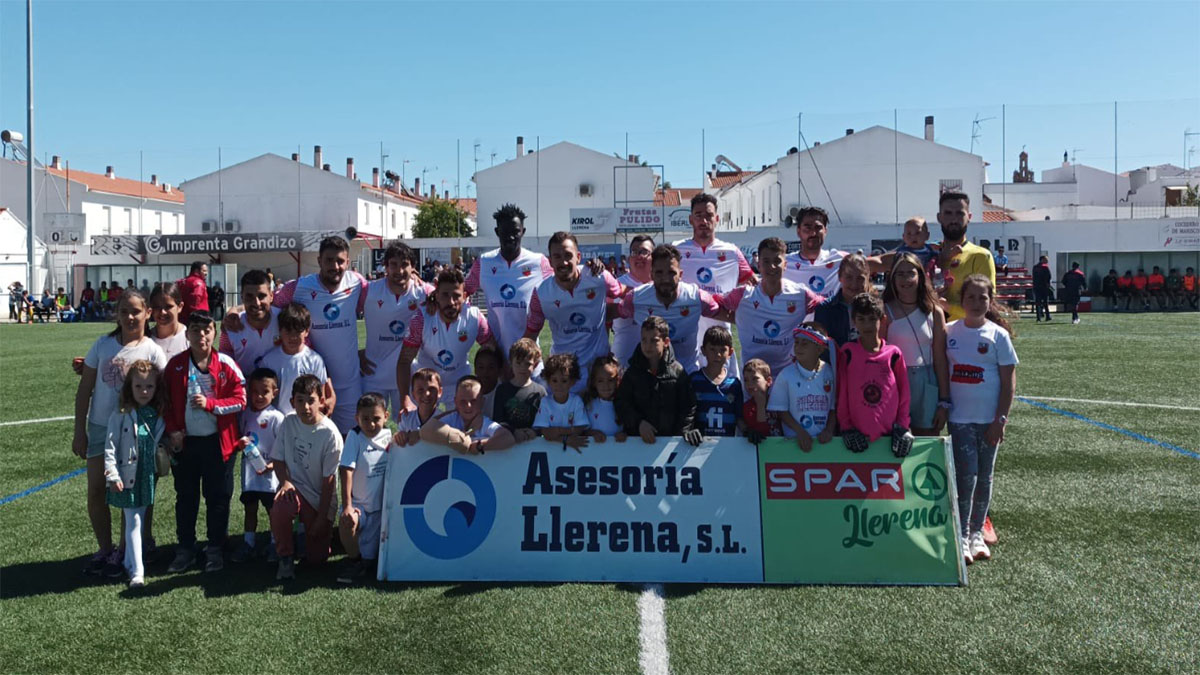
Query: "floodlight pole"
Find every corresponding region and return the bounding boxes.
[26,0,36,293]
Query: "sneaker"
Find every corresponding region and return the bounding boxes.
[83,551,107,576]
[104,549,125,578]
[230,540,255,564]
[128,575,146,589]
[961,537,973,565]
[1072,318,1080,324]
[969,531,992,561]
[276,557,295,580]
[982,516,998,545]
[167,547,195,573]
[204,547,224,572]
[337,558,367,584]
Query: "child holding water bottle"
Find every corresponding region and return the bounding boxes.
[231,368,285,563]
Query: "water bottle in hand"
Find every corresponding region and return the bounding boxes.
[237,437,269,474]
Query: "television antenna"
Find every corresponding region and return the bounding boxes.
[969,114,996,156]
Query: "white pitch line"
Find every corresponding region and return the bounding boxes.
[638,583,670,675]
[1019,396,1200,412]
[0,415,73,427]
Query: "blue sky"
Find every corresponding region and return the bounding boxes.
[1,0,1197,196]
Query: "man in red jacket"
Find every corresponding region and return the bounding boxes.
[178,261,210,322]
[164,310,246,573]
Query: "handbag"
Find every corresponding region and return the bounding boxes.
[155,443,172,478]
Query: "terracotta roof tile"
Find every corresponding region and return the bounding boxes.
[450,198,477,217]
[654,188,703,207]
[708,171,754,189]
[46,166,184,204]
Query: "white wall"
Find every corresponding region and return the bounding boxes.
[474,142,656,238]
[775,127,985,226]
[718,169,782,231]
[983,181,1079,211]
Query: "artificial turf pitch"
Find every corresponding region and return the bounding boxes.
[0,313,1196,673]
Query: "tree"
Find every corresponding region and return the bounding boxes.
[1184,183,1199,208]
[413,198,473,238]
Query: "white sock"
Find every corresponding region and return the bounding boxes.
[125,506,146,579]
[244,532,255,546]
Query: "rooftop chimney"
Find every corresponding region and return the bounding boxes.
[813,141,821,147]
[372,167,380,188]
[50,155,61,170]
[346,157,355,179]
[106,165,115,179]
[845,129,854,136]
[322,163,331,172]
[516,136,525,158]
[291,153,300,162]
[313,145,323,168]
[445,190,450,199]
[150,174,158,186]
[924,115,935,142]
[162,183,172,194]
[414,177,421,195]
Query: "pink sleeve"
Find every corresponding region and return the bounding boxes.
[721,286,744,313]
[272,279,297,308]
[423,282,435,296]
[525,289,546,334]
[618,292,635,319]
[356,274,369,316]
[403,312,424,348]
[735,250,755,284]
[602,271,622,299]
[464,259,481,296]
[892,347,911,429]
[805,289,822,313]
[218,330,234,356]
[837,345,852,430]
[540,256,554,280]
[476,312,493,345]
[700,290,721,318]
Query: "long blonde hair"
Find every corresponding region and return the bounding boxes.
[119,360,167,414]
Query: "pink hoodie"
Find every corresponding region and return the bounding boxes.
[836,340,911,440]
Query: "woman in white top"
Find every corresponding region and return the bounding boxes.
[881,252,950,435]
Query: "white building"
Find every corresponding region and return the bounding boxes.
[716,120,986,229]
[0,207,51,308]
[473,138,657,237]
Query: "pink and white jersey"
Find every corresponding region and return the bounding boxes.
[611,273,650,367]
[674,237,753,373]
[465,248,553,355]
[784,248,848,300]
[619,281,720,372]
[219,307,281,376]
[525,268,621,370]
[403,306,492,401]
[723,281,822,377]
[362,278,432,394]
[273,271,368,392]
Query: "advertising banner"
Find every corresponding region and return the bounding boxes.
[380,437,965,586]
[1161,220,1200,249]
[89,230,341,257]
[569,207,691,234]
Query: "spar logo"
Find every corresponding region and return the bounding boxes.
[765,463,903,499]
[499,284,517,301]
[763,320,782,338]
[436,349,455,367]
[389,319,406,335]
[400,455,496,559]
[696,267,713,284]
[569,312,587,326]
[322,303,340,321]
[807,275,825,292]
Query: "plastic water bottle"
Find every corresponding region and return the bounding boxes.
[187,372,202,407]
[237,437,268,474]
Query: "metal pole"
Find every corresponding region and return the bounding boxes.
[139,150,144,235]
[535,136,540,238]
[1001,105,1006,212]
[1113,102,1118,221]
[893,108,899,224]
[26,0,35,293]
[218,146,223,232]
[456,138,461,199]
[701,128,705,189]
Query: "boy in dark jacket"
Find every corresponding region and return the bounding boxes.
[615,317,702,446]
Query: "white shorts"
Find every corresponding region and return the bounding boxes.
[353,508,382,560]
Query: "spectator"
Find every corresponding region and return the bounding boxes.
[139,279,151,297]
[1165,268,1184,310]
[35,289,56,323]
[1032,255,1052,322]
[994,247,1009,276]
[1147,266,1166,310]
[1183,267,1198,310]
[813,253,872,349]
[55,287,75,322]
[80,281,96,320]
[178,261,210,322]
[613,316,702,446]
[1101,269,1119,312]
[108,281,124,316]
[1117,270,1134,310]
[7,280,23,322]
[1061,262,1087,324]
[208,281,226,321]
[1132,268,1150,310]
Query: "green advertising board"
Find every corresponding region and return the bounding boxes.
[758,437,966,585]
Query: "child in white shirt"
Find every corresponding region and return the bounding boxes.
[231,367,285,564]
[337,394,393,584]
[533,353,591,451]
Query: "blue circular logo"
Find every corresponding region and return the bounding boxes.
[323,303,340,321]
[436,349,455,367]
[569,311,587,326]
[400,455,496,560]
[799,414,813,429]
[499,284,517,300]
[696,267,713,284]
[808,275,825,292]
[389,319,406,335]
[763,320,781,338]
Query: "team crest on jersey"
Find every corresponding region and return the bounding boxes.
[826,262,834,269]
[408,300,418,311]
[823,381,832,392]
[977,342,989,354]
[951,259,961,268]
[522,267,533,277]
[787,301,797,313]
[586,289,596,300]
[458,330,469,342]
[258,420,267,429]
[680,307,690,317]
[718,253,727,262]
[863,383,882,405]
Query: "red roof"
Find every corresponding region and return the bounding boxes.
[450,198,477,217]
[46,166,184,204]
[982,207,1014,222]
[359,183,426,207]
[709,171,754,189]
[654,188,703,207]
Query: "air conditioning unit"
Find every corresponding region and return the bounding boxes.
[223,220,241,233]
[201,219,217,233]
[578,183,594,197]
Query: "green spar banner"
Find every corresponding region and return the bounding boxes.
[758,437,966,585]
